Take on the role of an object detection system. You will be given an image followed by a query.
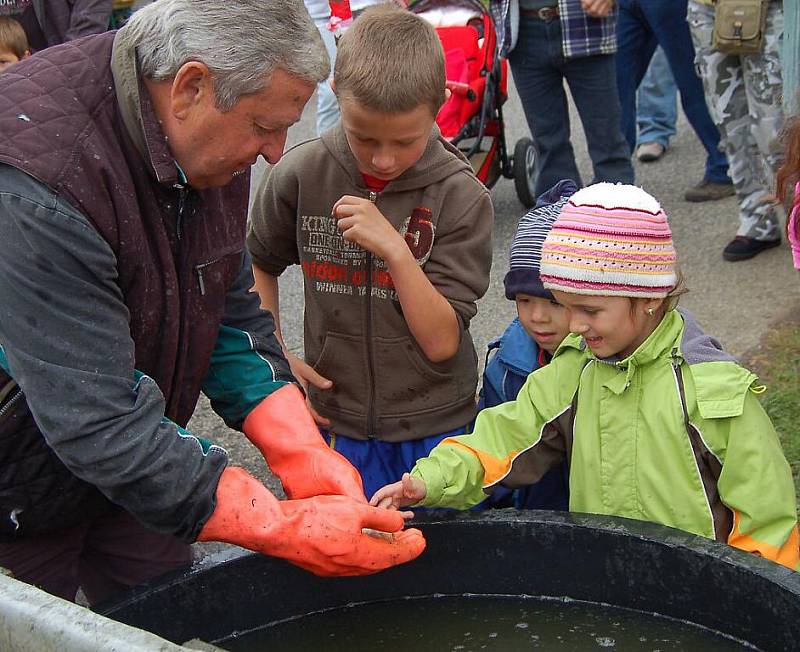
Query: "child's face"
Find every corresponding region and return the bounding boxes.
[515,293,570,354]
[338,93,435,181]
[552,291,662,360]
[0,50,20,73]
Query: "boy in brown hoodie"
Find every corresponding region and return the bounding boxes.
[247,4,493,499]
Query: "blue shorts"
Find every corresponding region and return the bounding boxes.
[322,425,469,501]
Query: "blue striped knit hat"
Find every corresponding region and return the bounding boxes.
[504,179,579,300]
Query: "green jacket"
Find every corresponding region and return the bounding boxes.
[413,309,799,570]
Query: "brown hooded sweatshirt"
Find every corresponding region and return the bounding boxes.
[248,124,493,441]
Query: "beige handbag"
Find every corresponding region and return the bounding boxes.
[712,0,769,54]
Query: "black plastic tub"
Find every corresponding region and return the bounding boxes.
[100,511,800,651]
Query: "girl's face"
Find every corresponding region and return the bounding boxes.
[515,294,571,354]
[551,291,663,360]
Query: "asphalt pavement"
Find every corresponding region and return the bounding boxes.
[188,82,800,495]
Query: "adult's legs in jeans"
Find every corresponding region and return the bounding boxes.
[637,47,678,148]
[567,53,635,185]
[78,507,193,606]
[314,18,340,136]
[616,0,658,152]
[645,0,729,184]
[509,16,582,196]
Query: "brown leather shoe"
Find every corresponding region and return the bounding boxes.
[684,179,735,202]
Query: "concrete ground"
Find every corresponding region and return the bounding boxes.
[188,82,800,499]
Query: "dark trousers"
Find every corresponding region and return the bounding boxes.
[616,0,731,184]
[509,15,634,196]
[0,507,193,606]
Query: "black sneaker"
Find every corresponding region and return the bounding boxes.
[722,236,781,262]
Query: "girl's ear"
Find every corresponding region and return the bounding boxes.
[642,297,666,317]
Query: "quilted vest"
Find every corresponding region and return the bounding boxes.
[0,33,248,534]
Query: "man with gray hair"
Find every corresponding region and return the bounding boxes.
[0,0,424,606]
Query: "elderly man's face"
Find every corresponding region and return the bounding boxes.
[166,66,314,189]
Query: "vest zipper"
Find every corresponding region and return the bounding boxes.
[174,182,188,241]
[365,190,379,438]
[195,260,216,297]
[0,388,23,423]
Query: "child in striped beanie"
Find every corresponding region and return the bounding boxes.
[478,179,576,510]
[373,181,800,571]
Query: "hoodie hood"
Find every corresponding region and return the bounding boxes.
[321,122,472,193]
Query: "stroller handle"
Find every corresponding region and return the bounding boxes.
[445,80,476,102]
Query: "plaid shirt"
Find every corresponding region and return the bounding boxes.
[491,0,618,59]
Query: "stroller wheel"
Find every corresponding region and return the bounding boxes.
[513,138,538,208]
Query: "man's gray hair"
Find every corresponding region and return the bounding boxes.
[124,0,329,111]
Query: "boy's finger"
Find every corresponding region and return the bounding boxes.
[331,195,363,215]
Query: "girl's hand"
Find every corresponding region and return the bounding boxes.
[370,473,427,510]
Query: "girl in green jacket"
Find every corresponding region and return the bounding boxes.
[372,183,800,571]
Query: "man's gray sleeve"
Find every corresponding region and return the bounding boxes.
[0,166,227,541]
[65,0,114,41]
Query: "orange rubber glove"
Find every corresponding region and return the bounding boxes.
[198,467,426,576]
[243,384,366,502]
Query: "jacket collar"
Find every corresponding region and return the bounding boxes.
[553,310,685,395]
[110,28,181,186]
[497,318,541,375]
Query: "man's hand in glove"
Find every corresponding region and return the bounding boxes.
[198,466,425,576]
[244,384,365,502]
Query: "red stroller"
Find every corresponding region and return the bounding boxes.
[410,0,538,207]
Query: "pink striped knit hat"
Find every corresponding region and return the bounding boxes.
[540,183,677,298]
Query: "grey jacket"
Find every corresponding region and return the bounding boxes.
[33,0,112,46]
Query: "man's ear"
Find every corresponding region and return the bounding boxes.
[22,50,31,60]
[170,61,213,119]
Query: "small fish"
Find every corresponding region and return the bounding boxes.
[361,528,395,543]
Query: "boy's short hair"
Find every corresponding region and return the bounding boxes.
[0,17,29,60]
[334,4,445,116]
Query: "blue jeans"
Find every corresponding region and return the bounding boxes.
[313,17,340,135]
[616,0,731,184]
[636,46,677,147]
[509,16,634,196]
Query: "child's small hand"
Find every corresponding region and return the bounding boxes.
[370,473,427,510]
[332,195,404,262]
[284,352,332,426]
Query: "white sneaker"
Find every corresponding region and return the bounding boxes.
[636,142,665,162]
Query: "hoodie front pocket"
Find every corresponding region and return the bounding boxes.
[373,335,468,415]
[309,332,369,417]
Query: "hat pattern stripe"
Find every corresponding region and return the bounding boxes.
[564,202,664,217]
[541,232,675,246]
[553,218,671,235]
[545,243,676,263]
[541,275,675,296]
